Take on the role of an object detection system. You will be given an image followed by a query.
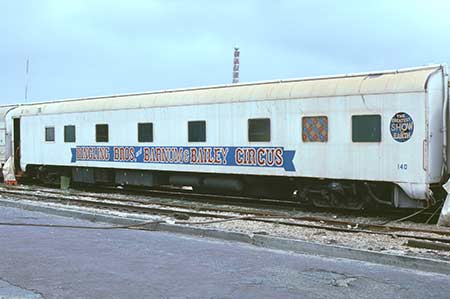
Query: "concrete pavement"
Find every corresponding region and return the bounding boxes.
[0,206,449,299]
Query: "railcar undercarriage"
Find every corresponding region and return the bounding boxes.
[292,180,393,210]
[25,165,425,210]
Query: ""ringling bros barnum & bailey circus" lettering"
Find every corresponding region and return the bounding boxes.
[71,146,296,171]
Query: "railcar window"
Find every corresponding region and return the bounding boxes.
[45,127,55,142]
[188,121,206,142]
[138,123,153,142]
[64,125,76,143]
[96,124,109,142]
[248,118,270,142]
[302,116,328,142]
[352,115,381,142]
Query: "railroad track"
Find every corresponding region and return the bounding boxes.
[79,184,304,210]
[69,184,443,222]
[28,181,438,222]
[0,184,423,224]
[4,185,297,218]
[1,185,450,246]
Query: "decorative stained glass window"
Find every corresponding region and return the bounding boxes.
[302,116,328,142]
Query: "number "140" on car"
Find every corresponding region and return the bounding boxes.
[397,163,408,170]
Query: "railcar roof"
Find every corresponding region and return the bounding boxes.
[9,64,444,117]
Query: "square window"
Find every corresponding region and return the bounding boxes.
[96,124,109,142]
[138,123,153,142]
[188,121,206,142]
[45,127,55,142]
[352,115,381,142]
[302,116,328,142]
[64,125,76,143]
[248,118,270,142]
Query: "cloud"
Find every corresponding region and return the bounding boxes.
[1,0,449,103]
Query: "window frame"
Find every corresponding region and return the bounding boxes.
[95,124,109,143]
[188,120,206,143]
[351,114,382,143]
[137,122,154,143]
[248,118,271,142]
[45,126,55,142]
[64,125,76,143]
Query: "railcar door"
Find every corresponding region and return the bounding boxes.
[0,121,6,164]
[13,118,20,173]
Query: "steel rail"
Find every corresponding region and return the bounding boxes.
[1,187,450,245]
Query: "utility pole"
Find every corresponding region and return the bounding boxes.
[232,47,240,84]
[24,58,30,102]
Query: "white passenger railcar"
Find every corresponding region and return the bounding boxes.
[4,65,450,209]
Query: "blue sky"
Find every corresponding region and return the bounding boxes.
[1,0,449,104]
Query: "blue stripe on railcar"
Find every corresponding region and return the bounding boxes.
[71,146,296,172]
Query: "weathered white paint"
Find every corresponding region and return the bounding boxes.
[5,65,449,201]
[9,65,440,116]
